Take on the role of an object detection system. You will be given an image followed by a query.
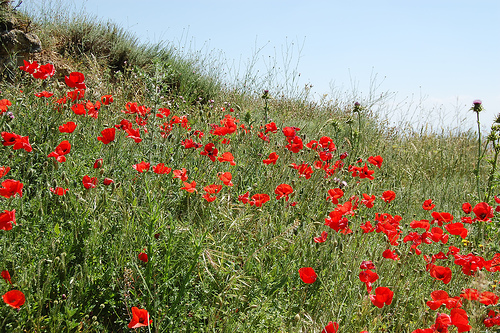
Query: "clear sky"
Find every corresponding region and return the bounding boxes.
[27,0,500,130]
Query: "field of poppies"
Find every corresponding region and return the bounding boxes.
[1,5,500,333]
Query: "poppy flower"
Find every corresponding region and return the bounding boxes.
[0,179,23,198]
[0,209,16,230]
[359,269,379,293]
[101,94,113,105]
[431,212,454,226]
[200,143,219,162]
[360,261,376,270]
[369,286,394,308]
[322,321,339,333]
[285,136,303,153]
[127,306,152,328]
[282,126,299,138]
[472,202,494,222]
[34,91,54,98]
[326,188,344,204]
[0,99,12,113]
[479,291,499,305]
[360,220,375,233]
[133,161,150,173]
[97,128,115,144]
[32,63,55,79]
[93,158,104,169]
[314,231,328,243]
[218,172,233,186]
[429,264,452,284]
[103,178,114,186]
[2,289,25,309]
[173,168,188,181]
[381,190,396,203]
[299,267,317,284]
[450,308,471,332]
[181,138,202,149]
[382,249,399,260]
[152,163,171,174]
[275,184,293,201]
[1,270,11,284]
[459,288,478,301]
[218,152,236,165]
[85,101,101,119]
[50,187,68,196]
[410,219,431,232]
[59,121,77,133]
[155,107,170,118]
[265,122,278,133]
[361,193,376,208]
[462,202,472,214]
[71,103,86,116]
[422,199,435,211]
[258,132,269,142]
[445,222,468,239]
[238,191,250,204]
[138,251,148,263]
[65,72,86,89]
[426,290,461,310]
[0,166,10,178]
[48,140,71,163]
[19,59,38,73]
[367,155,383,168]
[125,127,142,143]
[8,135,32,152]
[180,181,197,193]
[67,89,85,101]
[249,193,270,207]
[82,175,98,189]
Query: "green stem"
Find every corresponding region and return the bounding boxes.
[476,111,482,200]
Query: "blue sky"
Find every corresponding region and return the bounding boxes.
[29,0,500,129]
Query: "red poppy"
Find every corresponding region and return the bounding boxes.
[258,132,269,142]
[218,172,233,186]
[0,209,16,230]
[299,267,317,284]
[97,128,116,144]
[0,166,10,178]
[59,121,77,133]
[367,155,383,168]
[1,270,11,284]
[48,140,71,162]
[369,287,394,308]
[133,161,150,173]
[359,269,379,293]
[479,291,499,306]
[181,138,202,149]
[152,163,171,174]
[125,127,142,143]
[445,222,468,239]
[101,95,113,105]
[285,136,303,153]
[200,143,219,162]
[429,265,452,284]
[0,179,23,198]
[19,59,38,73]
[8,135,32,152]
[34,91,54,98]
[326,188,344,204]
[314,231,328,243]
[2,289,25,309]
[138,251,148,263]
[0,99,12,113]
[32,63,55,79]
[275,184,293,201]
[155,107,170,118]
[360,220,375,233]
[426,290,461,310]
[71,103,86,116]
[93,158,104,169]
[127,307,152,328]
[218,152,236,165]
[249,193,270,207]
[82,175,98,189]
[180,181,197,193]
[65,72,86,89]
[450,308,471,332]
[422,199,435,211]
[67,89,85,101]
[381,190,396,203]
[50,187,68,196]
[282,126,299,138]
[462,202,472,214]
[459,288,478,300]
[472,202,494,221]
[322,321,339,333]
[238,191,250,204]
[103,178,114,186]
[360,193,376,208]
[173,168,188,181]
[410,219,431,232]
[382,249,399,260]
[431,212,454,226]
[86,101,101,119]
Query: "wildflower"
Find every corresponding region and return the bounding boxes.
[0,209,16,230]
[381,190,396,203]
[0,166,10,178]
[359,269,379,293]
[450,308,471,332]
[479,291,499,306]
[48,140,71,163]
[249,193,270,207]
[238,191,250,204]
[2,290,25,309]
[367,155,383,168]
[97,128,116,144]
[0,179,23,198]
[361,193,376,208]
[138,251,148,263]
[472,202,494,222]
[218,172,233,186]
[326,188,344,204]
[34,91,54,98]
[152,163,171,174]
[132,162,150,173]
[200,143,218,162]
[67,89,85,101]
[322,321,339,333]
[103,178,114,186]
[0,99,12,114]
[369,287,394,308]
[173,168,188,181]
[471,99,483,113]
[263,152,279,165]
[58,121,77,133]
[125,127,142,143]
[429,264,452,284]
[82,175,98,189]
[298,267,317,284]
[382,249,399,260]
[285,136,303,153]
[93,158,104,169]
[65,72,86,89]
[71,103,86,116]
[101,95,113,105]
[180,181,197,193]
[127,307,152,328]
[265,122,278,133]
[422,199,435,211]
[313,231,328,243]
[155,108,170,118]
[50,187,68,196]
[218,152,236,165]
[1,270,11,284]
[275,183,293,201]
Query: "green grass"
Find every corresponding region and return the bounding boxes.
[0,3,499,333]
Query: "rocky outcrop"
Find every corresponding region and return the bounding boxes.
[0,4,42,79]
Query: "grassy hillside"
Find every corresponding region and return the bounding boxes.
[1,2,499,332]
